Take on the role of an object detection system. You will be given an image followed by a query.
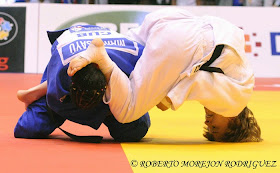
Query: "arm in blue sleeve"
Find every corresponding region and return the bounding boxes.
[14,96,66,139]
[103,112,151,142]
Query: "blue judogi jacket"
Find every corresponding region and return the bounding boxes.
[14,25,150,141]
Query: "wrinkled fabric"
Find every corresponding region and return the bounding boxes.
[14,25,150,141]
[104,8,254,123]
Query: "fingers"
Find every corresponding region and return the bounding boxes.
[67,63,82,77]
[67,56,89,76]
[156,102,169,111]
[67,38,105,76]
[80,38,106,62]
[67,66,78,77]
[91,38,104,47]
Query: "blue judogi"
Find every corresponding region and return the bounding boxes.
[14,25,150,142]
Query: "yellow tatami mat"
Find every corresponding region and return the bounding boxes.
[122,91,280,173]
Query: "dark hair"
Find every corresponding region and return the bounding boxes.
[70,63,106,110]
[203,107,262,142]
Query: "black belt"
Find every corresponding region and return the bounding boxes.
[199,45,224,74]
[58,127,103,143]
[47,106,103,143]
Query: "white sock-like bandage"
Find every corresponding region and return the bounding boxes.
[80,38,115,75]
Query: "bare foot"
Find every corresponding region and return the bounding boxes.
[17,90,37,109]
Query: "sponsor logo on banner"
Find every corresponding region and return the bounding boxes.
[56,11,148,34]
[0,57,9,71]
[243,30,262,57]
[0,7,26,73]
[270,32,280,56]
[0,12,18,46]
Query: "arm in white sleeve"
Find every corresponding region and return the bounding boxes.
[104,20,198,123]
[101,8,199,123]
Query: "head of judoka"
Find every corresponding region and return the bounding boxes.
[203,107,262,142]
[70,63,106,110]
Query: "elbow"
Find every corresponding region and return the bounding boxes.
[114,108,146,124]
[109,99,144,124]
[112,109,134,124]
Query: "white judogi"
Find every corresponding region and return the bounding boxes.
[103,8,254,123]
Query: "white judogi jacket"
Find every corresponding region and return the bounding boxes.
[104,8,254,123]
